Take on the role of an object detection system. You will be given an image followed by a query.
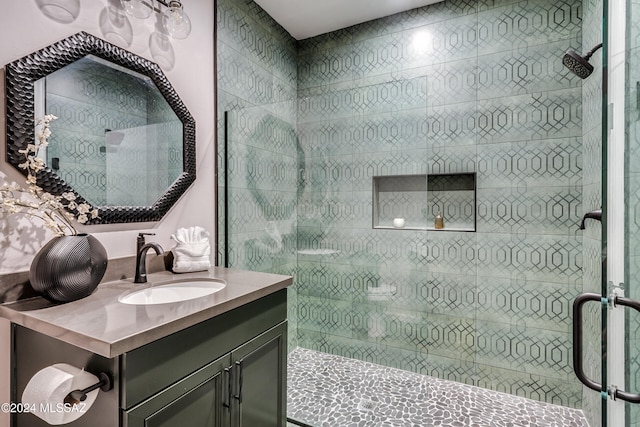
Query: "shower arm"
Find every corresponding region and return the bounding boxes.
[583,43,603,61]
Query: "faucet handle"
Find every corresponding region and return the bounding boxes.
[137,232,155,242]
[136,233,156,251]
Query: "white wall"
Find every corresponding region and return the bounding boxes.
[0,0,216,272]
[0,2,215,423]
[0,317,9,425]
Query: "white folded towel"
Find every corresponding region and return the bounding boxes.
[171,226,211,273]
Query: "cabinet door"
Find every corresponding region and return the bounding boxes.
[124,354,230,427]
[230,322,287,427]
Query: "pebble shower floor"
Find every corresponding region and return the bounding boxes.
[286,348,589,427]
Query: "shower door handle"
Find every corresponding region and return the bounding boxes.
[573,292,640,403]
[572,293,604,394]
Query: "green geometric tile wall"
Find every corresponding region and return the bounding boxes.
[295,0,586,409]
[217,0,596,410]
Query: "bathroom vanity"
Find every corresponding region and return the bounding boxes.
[0,267,292,427]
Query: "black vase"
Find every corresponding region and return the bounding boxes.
[29,234,108,303]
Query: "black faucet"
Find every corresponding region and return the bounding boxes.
[134,233,164,283]
[579,208,602,230]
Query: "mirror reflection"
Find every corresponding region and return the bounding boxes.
[5,31,195,223]
[36,55,184,207]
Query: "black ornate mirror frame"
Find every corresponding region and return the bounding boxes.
[4,31,196,224]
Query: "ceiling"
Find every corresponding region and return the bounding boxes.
[253,0,443,40]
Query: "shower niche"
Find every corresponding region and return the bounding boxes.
[373,173,476,231]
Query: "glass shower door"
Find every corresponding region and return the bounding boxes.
[219,106,299,273]
[218,105,300,354]
[574,0,640,425]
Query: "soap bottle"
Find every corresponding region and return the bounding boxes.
[434,212,444,229]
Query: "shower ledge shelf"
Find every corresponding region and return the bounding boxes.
[376,226,475,232]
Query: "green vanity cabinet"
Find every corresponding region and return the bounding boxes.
[8,272,291,427]
[11,289,287,427]
[121,290,288,427]
[229,323,287,427]
[123,323,287,427]
[124,355,228,427]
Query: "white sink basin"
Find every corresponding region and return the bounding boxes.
[118,278,226,305]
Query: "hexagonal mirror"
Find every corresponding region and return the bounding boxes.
[4,32,195,223]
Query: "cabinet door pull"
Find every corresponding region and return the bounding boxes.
[233,360,244,403]
[223,366,232,410]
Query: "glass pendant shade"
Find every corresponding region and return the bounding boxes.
[162,1,191,39]
[121,0,153,19]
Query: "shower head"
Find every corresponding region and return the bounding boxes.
[562,50,594,78]
[562,43,603,79]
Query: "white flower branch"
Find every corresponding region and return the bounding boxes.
[0,115,99,236]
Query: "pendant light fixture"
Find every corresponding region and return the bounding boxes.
[120,0,191,39]
[162,1,191,39]
[121,0,152,19]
